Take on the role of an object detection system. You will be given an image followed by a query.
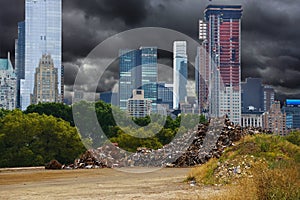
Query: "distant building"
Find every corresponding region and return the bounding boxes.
[263,85,275,112]
[127,90,152,118]
[195,45,209,113]
[180,96,198,114]
[119,47,158,112]
[157,83,173,111]
[32,55,58,104]
[100,91,118,106]
[0,53,17,110]
[263,101,286,136]
[241,78,264,112]
[61,65,64,102]
[241,111,263,128]
[173,41,188,109]
[282,99,300,130]
[73,90,84,103]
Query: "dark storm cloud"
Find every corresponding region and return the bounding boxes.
[0,0,24,58]
[241,0,300,98]
[64,0,150,26]
[1,0,300,100]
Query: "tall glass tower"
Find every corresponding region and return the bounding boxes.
[173,41,188,110]
[119,47,158,112]
[199,5,243,124]
[15,21,25,109]
[20,0,62,110]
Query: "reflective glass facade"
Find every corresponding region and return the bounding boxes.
[21,0,62,110]
[173,41,187,109]
[15,21,25,108]
[119,47,158,112]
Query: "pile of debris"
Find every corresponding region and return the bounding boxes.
[172,117,262,167]
[46,117,268,170]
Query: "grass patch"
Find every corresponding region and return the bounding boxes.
[187,134,300,199]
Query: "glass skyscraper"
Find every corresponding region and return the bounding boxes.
[20,0,62,110]
[173,41,188,110]
[119,47,158,112]
[15,21,25,108]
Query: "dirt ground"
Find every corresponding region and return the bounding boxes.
[0,167,225,200]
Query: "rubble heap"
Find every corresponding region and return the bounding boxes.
[173,118,269,167]
[50,117,268,170]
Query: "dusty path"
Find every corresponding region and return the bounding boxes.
[0,168,223,200]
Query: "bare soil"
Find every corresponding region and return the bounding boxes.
[0,168,224,200]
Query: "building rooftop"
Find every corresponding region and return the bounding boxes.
[286,99,300,106]
[205,4,243,20]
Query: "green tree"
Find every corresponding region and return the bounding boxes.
[25,103,74,126]
[0,110,85,167]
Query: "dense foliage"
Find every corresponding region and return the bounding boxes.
[0,110,86,168]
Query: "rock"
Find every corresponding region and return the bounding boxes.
[45,160,62,170]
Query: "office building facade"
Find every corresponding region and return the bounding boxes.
[157,83,173,111]
[127,90,152,118]
[20,0,62,110]
[282,99,300,130]
[0,54,17,110]
[263,101,286,136]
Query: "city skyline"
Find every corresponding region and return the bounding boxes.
[0,0,299,103]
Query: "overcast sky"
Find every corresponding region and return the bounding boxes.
[0,0,300,101]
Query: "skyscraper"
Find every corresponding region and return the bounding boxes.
[198,5,243,124]
[119,47,158,112]
[173,41,188,109]
[20,0,62,110]
[0,53,17,110]
[15,21,25,109]
[119,49,139,110]
[32,54,58,104]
